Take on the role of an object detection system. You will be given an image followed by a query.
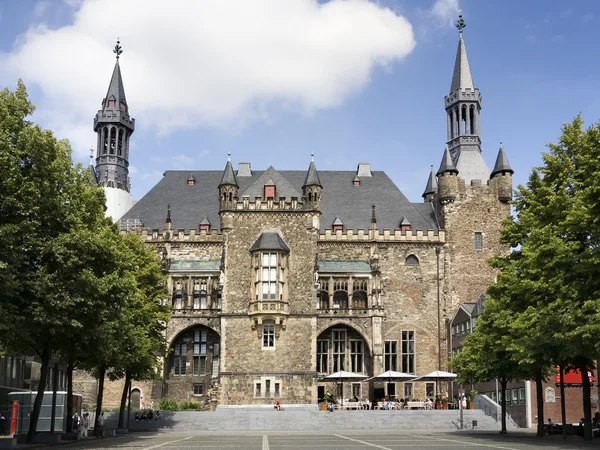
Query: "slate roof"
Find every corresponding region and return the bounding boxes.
[121,168,439,232]
[170,260,220,273]
[303,161,321,187]
[318,260,371,273]
[249,232,290,252]
[490,144,514,177]
[422,167,437,197]
[450,35,474,93]
[103,60,128,112]
[219,160,237,187]
[437,147,458,176]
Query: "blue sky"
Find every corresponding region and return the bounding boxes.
[0,0,599,203]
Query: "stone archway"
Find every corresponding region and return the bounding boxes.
[316,324,373,403]
[131,388,141,410]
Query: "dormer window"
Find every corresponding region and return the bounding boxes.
[188,175,195,186]
[332,217,343,232]
[400,217,411,233]
[264,185,275,199]
[199,215,211,233]
[108,99,115,108]
[353,176,360,187]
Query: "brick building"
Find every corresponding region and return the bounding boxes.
[78,16,515,410]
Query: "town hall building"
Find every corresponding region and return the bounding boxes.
[79,15,514,409]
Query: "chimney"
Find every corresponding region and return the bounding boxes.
[237,162,252,177]
[357,162,372,177]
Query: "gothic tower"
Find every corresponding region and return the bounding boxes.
[93,40,135,221]
[444,12,489,184]
[302,153,322,211]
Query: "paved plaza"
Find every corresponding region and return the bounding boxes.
[22,431,600,450]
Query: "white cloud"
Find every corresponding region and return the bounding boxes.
[430,0,459,28]
[32,1,51,18]
[1,0,415,158]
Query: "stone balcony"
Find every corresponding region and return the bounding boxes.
[248,300,290,316]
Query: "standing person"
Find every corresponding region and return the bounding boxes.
[72,413,80,435]
[96,412,105,438]
[81,413,89,438]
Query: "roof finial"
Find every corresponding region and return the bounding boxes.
[311,152,314,162]
[113,38,123,59]
[227,151,231,162]
[456,10,466,36]
[500,141,503,149]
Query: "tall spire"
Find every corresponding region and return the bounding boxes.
[444,11,489,184]
[93,39,135,222]
[219,153,238,187]
[490,142,514,177]
[422,165,438,199]
[450,12,474,93]
[302,155,321,188]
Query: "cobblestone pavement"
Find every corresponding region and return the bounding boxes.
[26,430,600,450]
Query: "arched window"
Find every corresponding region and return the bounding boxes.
[405,255,419,266]
[117,129,123,156]
[174,281,183,309]
[109,127,116,154]
[333,291,348,309]
[170,327,220,378]
[102,127,108,154]
[317,289,329,309]
[352,290,367,309]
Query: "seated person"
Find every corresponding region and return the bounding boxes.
[134,412,140,421]
[382,400,390,410]
[273,401,281,411]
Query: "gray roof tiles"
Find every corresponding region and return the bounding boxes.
[450,36,474,93]
[219,160,237,187]
[490,145,514,177]
[422,167,438,197]
[104,60,128,112]
[437,147,458,176]
[303,161,322,187]
[249,232,290,252]
[121,169,439,232]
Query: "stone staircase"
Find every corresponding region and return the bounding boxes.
[104,408,517,433]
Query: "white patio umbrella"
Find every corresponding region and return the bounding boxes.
[366,371,416,399]
[320,371,368,406]
[412,370,457,382]
[412,370,458,401]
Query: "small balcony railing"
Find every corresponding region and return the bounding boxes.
[248,300,289,316]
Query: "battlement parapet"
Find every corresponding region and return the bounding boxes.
[318,228,444,242]
[124,227,224,242]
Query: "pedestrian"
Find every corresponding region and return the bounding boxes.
[96,412,105,438]
[72,413,80,434]
[81,413,89,438]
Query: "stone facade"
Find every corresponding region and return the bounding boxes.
[79,22,516,411]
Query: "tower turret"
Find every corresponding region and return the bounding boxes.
[302,153,322,210]
[422,165,437,203]
[94,39,135,221]
[218,153,238,211]
[437,146,459,204]
[490,142,514,203]
[444,12,489,184]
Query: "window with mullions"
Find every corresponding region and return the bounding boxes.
[384,341,398,372]
[316,340,329,373]
[255,253,286,301]
[332,330,346,371]
[401,331,415,374]
[263,322,275,348]
[173,343,187,375]
[350,340,364,373]
[192,330,207,375]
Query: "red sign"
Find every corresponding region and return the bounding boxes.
[9,401,18,437]
[555,366,594,386]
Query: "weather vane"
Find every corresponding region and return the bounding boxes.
[456,10,466,35]
[113,38,123,59]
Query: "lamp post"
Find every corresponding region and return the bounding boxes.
[436,246,442,398]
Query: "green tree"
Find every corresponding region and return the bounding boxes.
[0,81,114,441]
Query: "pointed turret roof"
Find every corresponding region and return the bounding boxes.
[490,143,514,177]
[199,214,211,226]
[103,60,128,113]
[332,217,343,226]
[437,146,459,176]
[219,154,238,187]
[400,217,411,226]
[422,166,438,198]
[450,13,474,92]
[303,159,322,188]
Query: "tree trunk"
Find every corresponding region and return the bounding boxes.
[27,344,50,443]
[118,373,131,429]
[535,368,545,437]
[559,365,567,440]
[580,363,592,441]
[500,376,507,434]
[66,359,74,433]
[94,365,106,432]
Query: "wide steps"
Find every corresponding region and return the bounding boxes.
[104,409,516,433]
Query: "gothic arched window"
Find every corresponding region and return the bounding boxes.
[405,255,419,266]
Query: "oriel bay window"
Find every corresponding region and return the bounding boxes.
[254,252,287,301]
